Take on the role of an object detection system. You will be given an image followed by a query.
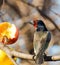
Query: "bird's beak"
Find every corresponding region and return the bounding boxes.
[28,20,34,25]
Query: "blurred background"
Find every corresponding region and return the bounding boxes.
[0,0,60,65]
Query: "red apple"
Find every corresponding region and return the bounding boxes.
[0,22,19,44]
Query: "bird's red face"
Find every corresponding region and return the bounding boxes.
[33,20,38,28]
[0,22,19,45]
[31,18,38,31]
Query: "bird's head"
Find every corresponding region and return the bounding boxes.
[29,19,47,31]
[37,20,48,31]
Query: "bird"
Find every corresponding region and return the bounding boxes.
[29,19,51,64]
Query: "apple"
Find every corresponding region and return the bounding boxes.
[0,22,19,44]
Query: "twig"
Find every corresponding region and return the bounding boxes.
[4,48,60,61]
[44,54,60,61]
[0,43,34,60]
[11,50,34,60]
[1,43,60,63]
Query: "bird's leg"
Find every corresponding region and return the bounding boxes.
[43,53,47,56]
[33,53,36,61]
[43,53,52,61]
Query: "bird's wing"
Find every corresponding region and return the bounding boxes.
[33,31,50,55]
[34,31,51,64]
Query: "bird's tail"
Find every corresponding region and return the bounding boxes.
[35,53,44,64]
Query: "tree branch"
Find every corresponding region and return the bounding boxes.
[0,43,60,63]
[44,54,60,61]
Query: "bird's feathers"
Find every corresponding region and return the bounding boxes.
[33,31,51,64]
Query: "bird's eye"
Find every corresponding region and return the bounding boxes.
[38,26,44,30]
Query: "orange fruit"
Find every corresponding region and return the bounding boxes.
[0,49,14,65]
